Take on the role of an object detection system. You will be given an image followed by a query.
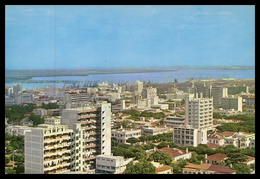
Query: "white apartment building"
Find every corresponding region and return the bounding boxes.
[5,125,32,136]
[5,96,14,106]
[142,126,169,136]
[164,116,185,127]
[13,84,22,94]
[173,126,208,147]
[111,127,141,144]
[24,124,72,174]
[61,102,111,172]
[213,108,241,116]
[211,87,228,108]
[33,108,48,117]
[185,93,213,129]
[172,93,213,147]
[221,95,243,112]
[44,117,61,125]
[95,155,133,174]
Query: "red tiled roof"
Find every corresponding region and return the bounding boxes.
[155,165,173,174]
[206,143,220,148]
[156,147,191,158]
[207,153,227,161]
[240,155,255,164]
[207,164,236,173]
[229,119,243,123]
[185,163,236,174]
[5,86,10,89]
[215,131,235,137]
[207,134,223,139]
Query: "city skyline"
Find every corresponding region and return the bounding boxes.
[5,5,255,70]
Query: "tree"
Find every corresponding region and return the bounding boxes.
[14,165,24,174]
[232,163,251,174]
[5,156,10,166]
[124,161,156,174]
[6,168,16,174]
[226,153,248,164]
[111,137,119,147]
[126,137,139,146]
[148,151,172,165]
[138,136,146,144]
[5,133,12,141]
[6,146,13,153]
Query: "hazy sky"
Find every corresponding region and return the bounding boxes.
[5,5,255,69]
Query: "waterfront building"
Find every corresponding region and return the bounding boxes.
[228,84,249,95]
[5,86,13,96]
[211,87,228,108]
[13,84,22,94]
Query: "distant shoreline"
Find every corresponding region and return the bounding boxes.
[5,66,255,83]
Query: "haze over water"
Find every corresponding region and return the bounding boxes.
[5,69,255,90]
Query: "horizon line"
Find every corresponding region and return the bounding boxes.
[5,65,255,71]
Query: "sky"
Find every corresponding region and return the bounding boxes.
[5,5,255,70]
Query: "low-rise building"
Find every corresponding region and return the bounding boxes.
[141,126,169,136]
[213,108,241,116]
[95,155,133,174]
[44,117,61,125]
[156,147,192,162]
[205,153,228,165]
[182,162,236,174]
[33,108,48,117]
[5,125,32,136]
[155,165,173,174]
[111,127,141,144]
[207,133,225,146]
[20,117,34,126]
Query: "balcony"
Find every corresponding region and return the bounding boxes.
[84,156,96,161]
[80,114,97,119]
[85,138,96,142]
[85,144,96,148]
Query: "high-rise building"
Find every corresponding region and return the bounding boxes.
[24,124,73,174]
[221,95,243,112]
[185,93,213,129]
[60,102,111,172]
[13,84,22,94]
[172,93,213,147]
[5,86,13,96]
[211,87,228,108]
[228,84,249,95]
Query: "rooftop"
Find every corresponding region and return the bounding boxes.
[215,131,236,137]
[206,153,227,161]
[156,147,191,158]
[206,143,220,148]
[155,165,173,174]
[185,162,236,174]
